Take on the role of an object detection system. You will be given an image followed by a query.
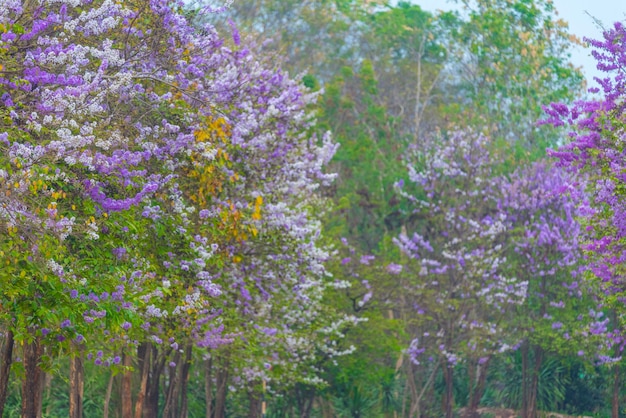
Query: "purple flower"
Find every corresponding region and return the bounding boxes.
[228,19,240,46]
[112,247,127,260]
[386,263,403,274]
[1,32,16,42]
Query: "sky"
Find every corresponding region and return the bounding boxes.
[413,0,626,86]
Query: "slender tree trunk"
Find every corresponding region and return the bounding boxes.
[103,371,114,418]
[134,343,150,418]
[122,352,133,418]
[43,372,52,417]
[613,363,620,418]
[69,345,85,418]
[443,365,454,418]
[0,329,14,418]
[248,389,262,418]
[179,345,192,418]
[521,341,529,418]
[205,356,213,418]
[413,361,439,418]
[466,357,491,418]
[214,360,229,418]
[21,335,43,418]
[163,351,181,418]
[526,345,543,418]
[300,392,314,418]
[466,358,476,416]
[405,361,419,417]
[401,370,408,418]
[144,348,166,418]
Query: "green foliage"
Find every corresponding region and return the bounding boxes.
[444,0,584,148]
[332,384,377,418]
[560,361,606,416]
[484,353,570,411]
[320,61,409,251]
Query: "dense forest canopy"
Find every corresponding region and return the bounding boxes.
[1,0,626,417]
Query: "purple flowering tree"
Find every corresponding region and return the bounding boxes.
[542,21,626,418]
[394,130,526,418]
[394,132,599,417]
[500,161,607,417]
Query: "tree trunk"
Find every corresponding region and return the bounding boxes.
[21,335,43,418]
[122,352,133,418]
[69,346,85,418]
[613,363,620,418]
[43,372,52,417]
[465,357,491,418]
[404,361,419,417]
[248,389,262,418]
[295,384,315,418]
[134,343,151,418]
[526,345,543,418]
[214,359,230,418]
[163,351,181,418]
[144,347,167,418]
[413,361,439,418]
[103,371,114,418]
[205,356,213,418]
[466,358,476,416]
[301,396,314,418]
[179,345,192,418]
[521,341,529,418]
[443,365,454,418]
[0,329,14,418]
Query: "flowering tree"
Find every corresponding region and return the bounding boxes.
[542,21,626,418]
[393,130,526,418]
[0,0,339,416]
[392,130,601,417]
[500,162,606,417]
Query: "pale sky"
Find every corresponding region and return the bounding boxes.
[413,0,626,86]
